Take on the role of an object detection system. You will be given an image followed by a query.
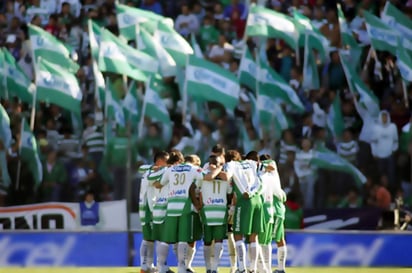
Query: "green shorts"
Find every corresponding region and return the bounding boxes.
[258,223,274,245]
[191,212,203,242]
[233,195,264,236]
[142,206,153,241]
[162,214,193,243]
[203,224,227,244]
[272,217,285,242]
[152,222,166,242]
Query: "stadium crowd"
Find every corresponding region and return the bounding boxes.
[0,0,411,222]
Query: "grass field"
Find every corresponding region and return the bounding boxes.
[2,267,410,273]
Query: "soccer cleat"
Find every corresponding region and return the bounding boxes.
[165,270,175,273]
[273,270,285,273]
[235,270,246,273]
[187,268,195,273]
[211,271,217,273]
[230,267,237,273]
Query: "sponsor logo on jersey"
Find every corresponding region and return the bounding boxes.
[206,198,225,205]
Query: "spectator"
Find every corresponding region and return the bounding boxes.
[175,4,199,38]
[278,129,297,167]
[294,138,316,208]
[208,34,232,69]
[223,0,247,21]
[367,179,391,210]
[311,6,327,29]
[58,2,75,26]
[82,114,105,167]
[78,190,103,229]
[337,128,359,165]
[140,0,163,15]
[371,110,398,188]
[40,148,68,202]
[44,14,59,37]
[319,7,340,48]
[338,186,363,208]
[284,192,304,229]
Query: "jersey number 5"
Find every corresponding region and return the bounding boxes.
[173,173,186,185]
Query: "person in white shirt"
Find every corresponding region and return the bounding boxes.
[175,4,199,38]
[371,110,398,187]
[294,138,316,209]
[208,34,233,69]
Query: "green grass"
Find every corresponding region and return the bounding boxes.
[1,267,410,273]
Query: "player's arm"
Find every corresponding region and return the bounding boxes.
[203,165,224,181]
[153,169,168,189]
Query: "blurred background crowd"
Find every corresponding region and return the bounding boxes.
[0,0,411,225]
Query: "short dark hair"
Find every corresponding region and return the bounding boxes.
[208,155,219,166]
[225,150,241,162]
[153,151,169,163]
[212,144,225,156]
[259,154,271,161]
[167,150,184,165]
[245,150,259,162]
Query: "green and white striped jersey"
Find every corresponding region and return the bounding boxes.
[260,172,276,224]
[139,168,151,226]
[149,167,168,224]
[160,163,203,217]
[83,126,105,153]
[199,178,232,226]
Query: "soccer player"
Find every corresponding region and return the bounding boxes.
[206,150,264,273]
[261,159,288,273]
[154,151,203,273]
[139,151,169,273]
[200,155,232,273]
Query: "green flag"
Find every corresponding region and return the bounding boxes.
[258,59,305,112]
[302,31,320,91]
[257,94,289,133]
[397,46,412,82]
[381,2,412,53]
[92,59,105,109]
[0,50,6,99]
[153,21,194,66]
[20,118,43,186]
[3,48,36,104]
[138,27,177,77]
[115,3,173,40]
[293,10,329,62]
[0,104,12,149]
[35,58,82,114]
[28,24,79,72]
[88,20,101,60]
[185,55,240,110]
[238,119,254,154]
[363,11,399,56]
[246,5,300,49]
[340,52,380,116]
[337,4,362,71]
[326,92,344,139]
[311,147,366,187]
[238,47,257,91]
[122,80,140,122]
[143,76,171,124]
[106,78,126,127]
[98,28,158,82]
[191,33,204,59]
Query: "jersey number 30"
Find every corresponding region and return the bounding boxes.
[173,173,186,185]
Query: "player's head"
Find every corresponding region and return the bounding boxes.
[261,159,276,172]
[153,151,169,167]
[167,150,184,165]
[211,144,225,156]
[225,149,241,162]
[185,154,201,166]
[259,154,271,161]
[208,154,223,167]
[245,150,259,162]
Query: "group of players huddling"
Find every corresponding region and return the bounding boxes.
[139,145,288,273]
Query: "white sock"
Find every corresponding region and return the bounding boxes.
[147,241,155,270]
[156,242,169,273]
[203,245,212,270]
[140,240,149,271]
[260,244,271,273]
[187,245,196,269]
[249,242,258,272]
[277,245,287,271]
[177,242,188,273]
[227,233,237,270]
[256,244,265,273]
[235,240,247,272]
[213,242,223,271]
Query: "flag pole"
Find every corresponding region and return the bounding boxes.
[401,79,409,109]
[137,78,149,139]
[181,56,189,124]
[104,76,110,147]
[135,23,140,49]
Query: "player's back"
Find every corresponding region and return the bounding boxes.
[227,160,259,193]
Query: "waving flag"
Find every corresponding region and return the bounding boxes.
[257,94,289,133]
[0,104,12,149]
[138,27,177,77]
[142,77,171,124]
[116,3,173,40]
[35,58,82,114]
[185,55,240,110]
[246,5,300,49]
[327,92,344,139]
[28,24,79,72]
[397,46,412,83]
[106,78,126,128]
[88,20,101,60]
[153,21,194,66]
[363,11,399,56]
[238,47,257,91]
[98,28,158,82]
[122,80,140,122]
[20,118,43,186]
[302,31,320,91]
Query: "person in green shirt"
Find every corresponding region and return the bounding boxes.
[199,15,219,51]
[338,187,363,208]
[103,127,137,200]
[284,192,303,229]
[41,148,68,202]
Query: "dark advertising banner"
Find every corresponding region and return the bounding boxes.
[303,208,382,230]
